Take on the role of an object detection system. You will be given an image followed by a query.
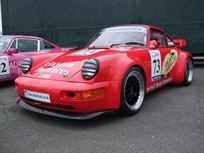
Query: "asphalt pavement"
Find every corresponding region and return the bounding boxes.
[0,67,204,153]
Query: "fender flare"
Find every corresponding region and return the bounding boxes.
[172,51,192,84]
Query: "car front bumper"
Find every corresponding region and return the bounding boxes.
[15,77,121,114]
[17,99,115,120]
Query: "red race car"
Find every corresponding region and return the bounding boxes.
[15,25,194,120]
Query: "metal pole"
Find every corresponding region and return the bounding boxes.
[0,0,3,35]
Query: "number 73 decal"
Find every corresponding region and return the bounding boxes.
[0,56,10,77]
[149,49,178,82]
[149,50,162,82]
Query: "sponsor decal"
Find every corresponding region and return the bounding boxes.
[44,62,75,68]
[149,50,161,82]
[147,77,173,92]
[104,26,147,33]
[149,49,178,82]
[0,56,24,78]
[10,61,23,76]
[162,49,178,77]
[35,62,75,77]
[9,61,22,68]
[0,56,10,77]
[38,74,51,79]
[36,67,70,75]
[71,49,105,56]
[24,90,51,103]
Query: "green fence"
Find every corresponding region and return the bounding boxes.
[1,0,204,54]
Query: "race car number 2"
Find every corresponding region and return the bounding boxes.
[149,50,161,82]
[0,56,10,77]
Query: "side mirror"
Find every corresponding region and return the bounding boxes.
[7,48,18,55]
[149,40,159,49]
[173,39,187,49]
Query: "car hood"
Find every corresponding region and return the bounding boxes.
[25,47,135,81]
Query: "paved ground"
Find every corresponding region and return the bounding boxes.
[0,67,204,153]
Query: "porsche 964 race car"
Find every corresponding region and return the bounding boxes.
[15,25,194,120]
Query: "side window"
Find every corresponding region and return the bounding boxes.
[17,39,38,52]
[150,30,167,48]
[10,40,17,48]
[166,35,175,47]
[40,41,55,51]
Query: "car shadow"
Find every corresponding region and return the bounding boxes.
[20,109,128,129]
[0,81,15,89]
[144,83,188,101]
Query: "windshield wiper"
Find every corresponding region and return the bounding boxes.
[111,42,145,47]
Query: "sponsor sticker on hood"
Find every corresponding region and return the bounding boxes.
[35,62,75,78]
[71,49,105,56]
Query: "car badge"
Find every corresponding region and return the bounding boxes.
[63,72,70,78]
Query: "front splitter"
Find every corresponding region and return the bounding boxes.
[17,99,113,120]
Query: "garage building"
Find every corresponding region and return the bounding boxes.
[1,0,204,55]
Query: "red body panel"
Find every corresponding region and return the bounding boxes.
[16,77,121,112]
[15,25,193,114]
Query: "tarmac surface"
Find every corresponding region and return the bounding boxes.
[0,67,204,153]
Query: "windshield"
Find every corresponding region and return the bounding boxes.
[88,26,148,48]
[0,36,12,53]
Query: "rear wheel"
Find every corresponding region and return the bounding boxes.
[120,67,145,115]
[182,58,194,86]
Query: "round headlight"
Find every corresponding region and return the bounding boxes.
[21,58,32,74]
[82,58,99,80]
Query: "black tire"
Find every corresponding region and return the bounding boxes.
[120,67,145,115]
[182,58,194,86]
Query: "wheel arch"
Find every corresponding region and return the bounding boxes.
[118,63,147,99]
[120,64,146,115]
[172,51,193,84]
[129,64,146,83]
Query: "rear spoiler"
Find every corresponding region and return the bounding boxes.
[173,39,187,49]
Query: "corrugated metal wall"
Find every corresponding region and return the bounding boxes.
[1,0,204,53]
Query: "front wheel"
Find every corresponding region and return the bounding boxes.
[182,58,194,86]
[120,67,145,115]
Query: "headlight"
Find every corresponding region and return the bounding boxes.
[21,58,32,74]
[82,58,99,80]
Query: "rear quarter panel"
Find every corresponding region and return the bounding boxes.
[171,49,192,83]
